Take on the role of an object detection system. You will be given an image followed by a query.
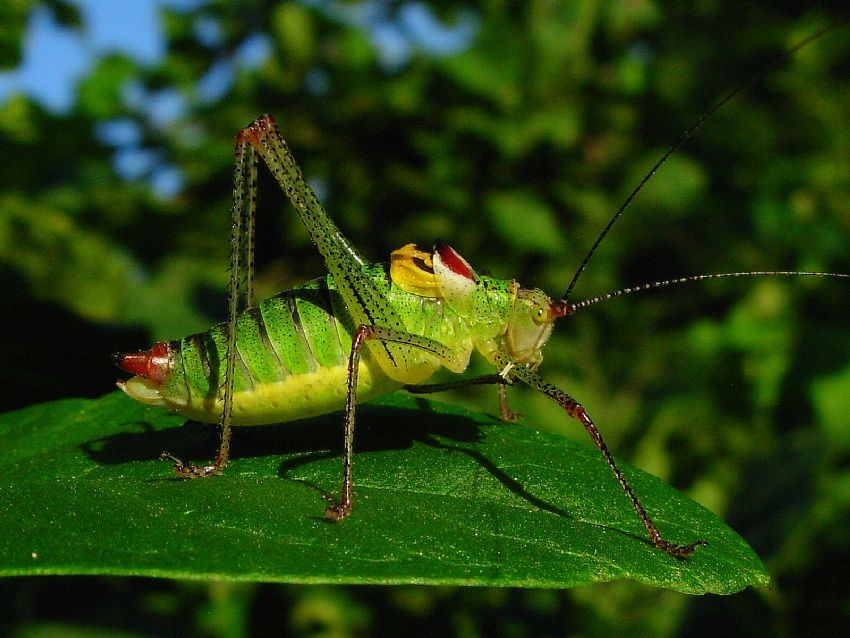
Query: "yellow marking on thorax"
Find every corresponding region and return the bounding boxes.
[390,243,440,297]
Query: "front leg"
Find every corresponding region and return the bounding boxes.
[403,374,522,422]
[501,356,707,559]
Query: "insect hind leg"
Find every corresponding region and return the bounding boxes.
[159,117,261,479]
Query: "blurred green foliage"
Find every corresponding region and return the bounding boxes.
[1,1,849,636]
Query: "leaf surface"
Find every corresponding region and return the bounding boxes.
[0,392,769,593]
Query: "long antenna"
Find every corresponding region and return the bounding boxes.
[561,22,844,304]
[557,271,850,316]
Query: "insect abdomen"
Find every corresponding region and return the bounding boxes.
[163,275,399,425]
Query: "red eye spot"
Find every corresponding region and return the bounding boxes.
[434,239,475,281]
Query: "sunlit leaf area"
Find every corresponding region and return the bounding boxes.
[0,392,769,593]
[1,1,849,636]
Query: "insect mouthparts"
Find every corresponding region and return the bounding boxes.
[549,300,575,318]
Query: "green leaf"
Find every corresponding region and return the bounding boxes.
[77,55,136,119]
[486,190,562,255]
[0,392,768,593]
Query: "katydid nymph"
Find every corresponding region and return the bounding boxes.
[115,34,848,561]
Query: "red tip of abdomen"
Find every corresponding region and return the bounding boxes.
[113,341,171,384]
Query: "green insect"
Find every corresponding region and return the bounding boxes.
[115,40,848,559]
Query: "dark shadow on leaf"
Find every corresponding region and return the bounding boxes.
[81,402,486,467]
[78,397,664,547]
[81,419,218,465]
[422,434,665,551]
[272,399,490,477]
[422,436,573,519]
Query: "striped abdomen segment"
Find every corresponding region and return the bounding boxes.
[164,275,387,424]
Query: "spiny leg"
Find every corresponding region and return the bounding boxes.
[160,125,259,478]
[403,374,522,422]
[322,325,369,521]
[325,325,462,521]
[503,358,707,559]
[241,139,258,310]
[237,114,425,380]
[498,382,522,423]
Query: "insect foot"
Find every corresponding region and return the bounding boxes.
[323,494,352,522]
[656,538,709,560]
[159,451,223,479]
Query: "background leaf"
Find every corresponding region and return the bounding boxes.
[0,392,767,594]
